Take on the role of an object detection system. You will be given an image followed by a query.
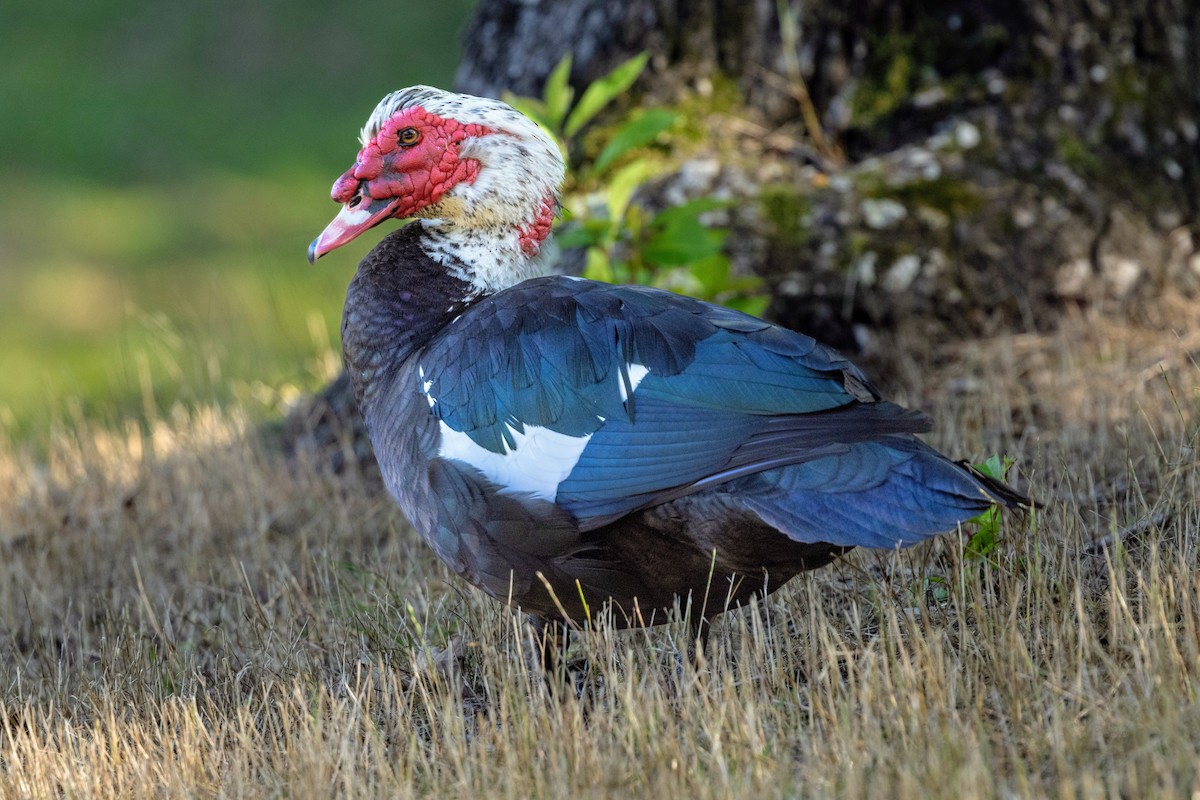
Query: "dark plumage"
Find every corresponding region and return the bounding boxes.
[310,86,1029,646]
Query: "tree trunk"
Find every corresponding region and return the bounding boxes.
[456,0,1198,341]
[281,0,1199,466]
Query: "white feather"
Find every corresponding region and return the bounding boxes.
[620,364,650,403]
[424,362,644,498]
[437,422,592,501]
[418,365,436,409]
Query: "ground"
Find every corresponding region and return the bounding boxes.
[0,297,1196,798]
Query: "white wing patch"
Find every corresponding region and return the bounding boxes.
[425,363,644,500]
[619,363,650,403]
[418,365,436,409]
[437,422,592,501]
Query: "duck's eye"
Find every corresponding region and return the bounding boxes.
[398,127,420,146]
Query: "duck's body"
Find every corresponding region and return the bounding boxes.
[312,86,1027,630]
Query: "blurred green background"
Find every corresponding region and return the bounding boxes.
[0,0,476,440]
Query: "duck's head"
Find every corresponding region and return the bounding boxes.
[309,87,564,290]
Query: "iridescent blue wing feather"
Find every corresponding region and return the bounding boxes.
[414,276,1007,547]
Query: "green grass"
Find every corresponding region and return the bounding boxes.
[1,2,476,183]
[0,0,475,439]
[0,174,372,436]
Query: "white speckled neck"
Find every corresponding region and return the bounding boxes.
[370,87,566,296]
[417,218,554,297]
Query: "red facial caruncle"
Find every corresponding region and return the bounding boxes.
[309,106,494,262]
[517,194,557,257]
[336,107,492,216]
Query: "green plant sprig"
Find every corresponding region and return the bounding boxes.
[507,53,769,316]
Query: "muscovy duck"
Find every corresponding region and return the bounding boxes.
[309,86,1028,644]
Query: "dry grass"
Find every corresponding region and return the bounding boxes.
[1,304,1198,799]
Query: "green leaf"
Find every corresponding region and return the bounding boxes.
[641,202,729,267]
[726,294,771,317]
[687,254,732,294]
[650,197,730,227]
[564,52,650,138]
[650,266,705,295]
[582,246,614,283]
[925,575,951,604]
[965,507,1001,560]
[906,575,950,605]
[963,453,1014,560]
[553,222,603,250]
[974,453,1014,481]
[543,54,575,130]
[604,158,656,236]
[643,222,726,266]
[593,109,676,173]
